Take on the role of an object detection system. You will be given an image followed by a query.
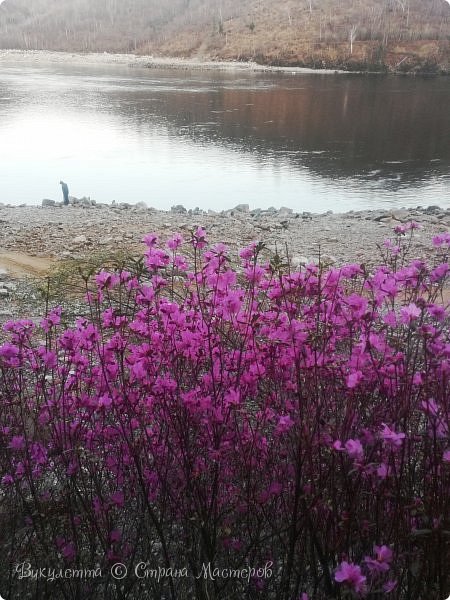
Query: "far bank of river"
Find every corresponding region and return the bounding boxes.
[1,49,449,75]
[0,49,361,74]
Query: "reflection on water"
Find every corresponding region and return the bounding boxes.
[0,61,449,211]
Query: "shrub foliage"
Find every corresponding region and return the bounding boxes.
[1,225,449,599]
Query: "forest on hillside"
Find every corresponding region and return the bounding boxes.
[0,0,449,71]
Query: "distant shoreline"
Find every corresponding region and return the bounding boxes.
[1,48,447,76]
[0,49,368,75]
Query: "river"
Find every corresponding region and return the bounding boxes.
[0,59,449,212]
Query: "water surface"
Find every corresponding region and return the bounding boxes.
[0,61,449,211]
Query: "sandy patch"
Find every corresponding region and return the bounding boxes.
[0,252,54,278]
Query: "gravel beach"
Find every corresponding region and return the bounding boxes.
[0,48,349,74]
[0,200,448,325]
[0,200,448,328]
[1,201,449,269]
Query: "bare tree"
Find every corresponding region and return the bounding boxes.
[349,24,358,54]
[0,0,448,68]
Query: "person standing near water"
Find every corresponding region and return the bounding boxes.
[60,180,69,205]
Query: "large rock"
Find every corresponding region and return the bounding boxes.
[424,205,442,215]
[372,212,394,222]
[189,207,203,215]
[322,254,337,265]
[233,204,249,212]
[278,206,293,216]
[72,235,87,245]
[291,255,310,268]
[134,201,147,210]
[99,236,113,245]
[391,209,413,222]
[42,198,56,207]
[171,204,187,213]
[71,196,95,207]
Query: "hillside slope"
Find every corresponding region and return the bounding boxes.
[0,0,449,72]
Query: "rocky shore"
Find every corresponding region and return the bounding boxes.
[2,200,449,265]
[0,200,448,325]
[0,49,354,75]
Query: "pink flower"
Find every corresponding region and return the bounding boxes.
[428,304,445,321]
[211,242,228,256]
[432,232,450,247]
[443,450,450,463]
[239,242,258,260]
[400,303,421,324]
[38,349,57,369]
[430,263,449,282]
[40,306,62,332]
[345,439,364,461]
[340,263,363,278]
[375,545,393,563]
[383,311,397,327]
[421,398,439,417]
[0,343,20,366]
[192,227,207,249]
[346,370,363,389]
[223,290,243,315]
[381,423,406,448]
[276,415,294,434]
[335,561,366,594]
[8,436,25,451]
[268,481,282,496]
[1,474,14,485]
[224,389,240,406]
[167,233,184,250]
[412,372,423,385]
[98,394,113,409]
[346,294,368,319]
[383,239,401,255]
[377,463,388,479]
[365,545,393,572]
[142,233,158,246]
[383,580,398,593]
[31,443,47,465]
[3,319,34,335]
[95,271,119,290]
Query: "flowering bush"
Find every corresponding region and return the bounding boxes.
[0,225,449,599]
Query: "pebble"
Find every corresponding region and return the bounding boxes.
[72,235,87,244]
